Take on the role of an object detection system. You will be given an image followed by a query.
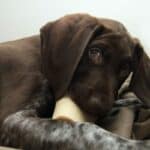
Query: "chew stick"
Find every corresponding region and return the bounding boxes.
[52,96,97,122]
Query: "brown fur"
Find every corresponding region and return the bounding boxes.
[0,14,150,149]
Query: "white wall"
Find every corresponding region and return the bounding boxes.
[0,0,150,54]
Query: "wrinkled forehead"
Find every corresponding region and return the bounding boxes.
[89,30,134,59]
[98,18,127,32]
[96,18,134,56]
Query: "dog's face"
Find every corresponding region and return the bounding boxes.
[41,14,150,118]
[69,32,134,117]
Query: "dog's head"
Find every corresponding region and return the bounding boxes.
[40,14,150,117]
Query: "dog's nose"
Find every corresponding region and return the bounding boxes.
[90,96,100,104]
[90,96,103,109]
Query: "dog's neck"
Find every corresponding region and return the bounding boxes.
[52,96,97,122]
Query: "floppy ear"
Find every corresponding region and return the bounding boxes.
[130,39,150,107]
[40,14,102,100]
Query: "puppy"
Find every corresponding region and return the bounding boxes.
[0,14,150,150]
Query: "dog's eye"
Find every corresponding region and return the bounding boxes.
[88,48,103,65]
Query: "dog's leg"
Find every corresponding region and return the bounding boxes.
[0,79,149,150]
[1,109,150,150]
[0,88,150,150]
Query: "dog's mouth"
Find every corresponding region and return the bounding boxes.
[87,95,114,116]
[71,91,114,118]
[68,82,115,118]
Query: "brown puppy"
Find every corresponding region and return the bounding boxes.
[0,14,150,150]
[40,14,150,116]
